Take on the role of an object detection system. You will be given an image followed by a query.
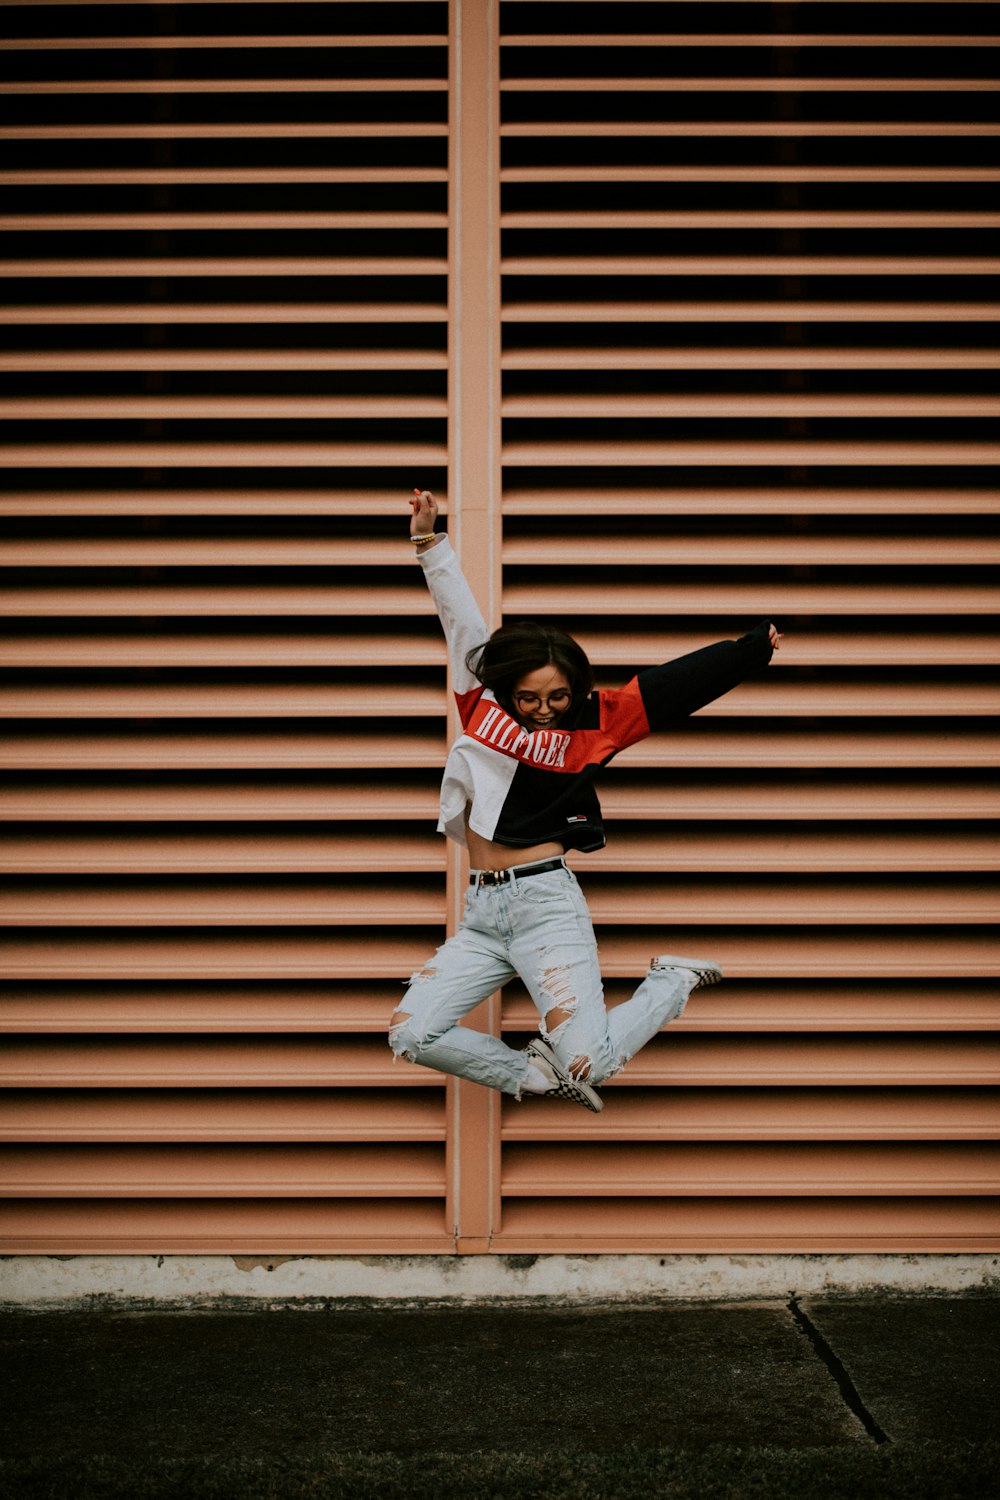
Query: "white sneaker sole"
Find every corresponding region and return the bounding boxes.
[525,1038,604,1113]
[649,953,723,990]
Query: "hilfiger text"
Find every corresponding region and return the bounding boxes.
[472,703,570,768]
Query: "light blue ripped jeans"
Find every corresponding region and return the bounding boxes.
[388,858,695,1097]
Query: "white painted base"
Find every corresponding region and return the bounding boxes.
[1,1253,998,1308]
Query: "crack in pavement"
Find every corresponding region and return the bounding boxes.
[787,1296,891,1446]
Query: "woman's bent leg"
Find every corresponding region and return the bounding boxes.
[509,869,702,1085]
[388,923,529,1096]
[604,966,697,1071]
[509,870,617,1086]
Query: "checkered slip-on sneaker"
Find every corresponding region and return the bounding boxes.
[525,1037,604,1113]
[649,953,723,991]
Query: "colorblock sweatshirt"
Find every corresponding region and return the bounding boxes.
[419,535,774,853]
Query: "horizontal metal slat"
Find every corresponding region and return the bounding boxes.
[0,1088,446,1143]
[0,880,446,926]
[504,533,1000,566]
[597,779,1000,822]
[6,33,449,50]
[0,984,404,1035]
[0,348,450,371]
[0,829,446,875]
[0,1144,444,1198]
[576,630,1000,669]
[506,580,1000,615]
[1,167,448,185]
[580,879,1000,925]
[8,208,450,230]
[500,33,997,48]
[0,636,443,669]
[502,1143,1000,1197]
[0,257,449,277]
[0,79,450,96]
[0,303,450,324]
[502,256,1000,275]
[492,1197,1000,1254]
[0,442,450,468]
[499,79,1000,94]
[0,729,447,771]
[501,301,1000,323]
[0,539,430,567]
[0,488,443,516]
[0,1037,418,1089]
[503,441,1000,467]
[0,1198,454,1255]
[0,928,443,979]
[5,395,449,419]
[590,930,1000,980]
[0,124,452,140]
[502,347,1000,371]
[500,123,1000,139]
[0,1040,409,1102]
[0,585,435,617]
[503,486,1000,515]
[603,1034,1000,1088]
[502,394,1000,418]
[501,166,999,182]
[506,211,1000,230]
[0,779,441,822]
[502,982,1000,1035]
[578,827,999,875]
[502,1087,1000,1142]
[0,683,444,719]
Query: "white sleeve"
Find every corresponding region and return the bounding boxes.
[417,536,488,696]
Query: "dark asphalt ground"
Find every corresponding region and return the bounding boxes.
[0,1296,997,1460]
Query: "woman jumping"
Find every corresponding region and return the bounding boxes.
[389,490,781,1112]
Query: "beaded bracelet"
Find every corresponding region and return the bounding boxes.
[410,533,438,545]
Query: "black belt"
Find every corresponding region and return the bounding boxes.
[470,858,565,889]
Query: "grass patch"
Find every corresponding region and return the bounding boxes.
[1,1445,998,1500]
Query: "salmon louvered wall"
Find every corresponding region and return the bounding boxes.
[0,0,456,1253]
[489,0,1000,1252]
[1,0,998,1256]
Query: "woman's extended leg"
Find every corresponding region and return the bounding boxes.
[388,910,530,1095]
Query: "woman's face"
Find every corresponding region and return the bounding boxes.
[510,664,573,732]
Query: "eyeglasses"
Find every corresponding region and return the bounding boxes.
[512,689,572,713]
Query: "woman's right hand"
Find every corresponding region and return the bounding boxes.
[410,489,437,537]
[409,488,439,538]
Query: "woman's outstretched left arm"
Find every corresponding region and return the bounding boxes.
[636,620,781,733]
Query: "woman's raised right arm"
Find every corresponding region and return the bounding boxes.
[409,489,487,702]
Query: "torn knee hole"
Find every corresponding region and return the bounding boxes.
[568,1054,594,1082]
[388,1010,414,1059]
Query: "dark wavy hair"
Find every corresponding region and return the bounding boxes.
[466,621,594,724]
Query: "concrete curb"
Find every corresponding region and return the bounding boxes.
[2,1252,998,1309]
